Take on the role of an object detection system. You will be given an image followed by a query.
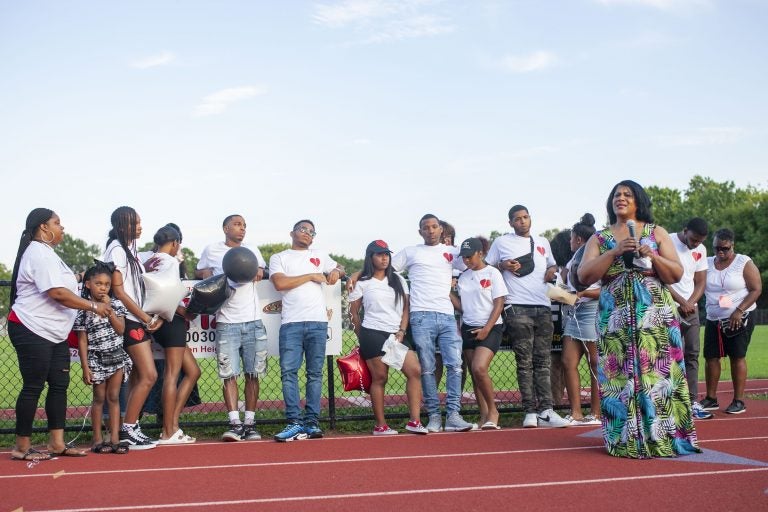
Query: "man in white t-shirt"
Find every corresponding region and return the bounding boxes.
[391,214,474,433]
[668,217,712,420]
[269,220,345,442]
[486,205,569,428]
[196,214,268,442]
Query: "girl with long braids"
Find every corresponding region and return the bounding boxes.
[9,208,111,461]
[147,225,200,444]
[74,261,132,454]
[103,206,159,450]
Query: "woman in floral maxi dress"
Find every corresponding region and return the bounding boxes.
[578,180,700,458]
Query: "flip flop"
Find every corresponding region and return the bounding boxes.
[50,447,88,457]
[11,448,52,461]
[480,421,501,430]
[91,442,114,454]
[113,442,130,455]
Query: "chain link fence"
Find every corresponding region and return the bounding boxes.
[0,281,597,435]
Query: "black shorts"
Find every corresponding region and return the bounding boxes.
[461,324,503,353]
[153,315,187,348]
[123,318,152,348]
[703,318,754,359]
[358,326,413,361]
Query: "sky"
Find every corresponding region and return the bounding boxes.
[1,0,766,268]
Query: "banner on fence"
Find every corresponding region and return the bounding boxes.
[69,279,343,362]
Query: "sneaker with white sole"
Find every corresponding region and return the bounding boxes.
[426,414,443,433]
[119,425,157,450]
[274,423,307,442]
[133,424,158,445]
[444,412,473,432]
[302,423,324,439]
[699,396,719,411]
[523,413,538,428]
[581,414,602,426]
[691,402,714,420]
[724,399,746,415]
[241,424,262,440]
[222,423,244,442]
[405,420,428,435]
[537,409,570,428]
[373,425,398,436]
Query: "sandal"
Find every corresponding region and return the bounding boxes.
[91,442,114,454]
[11,448,52,461]
[113,442,130,455]
[50,446,88,457]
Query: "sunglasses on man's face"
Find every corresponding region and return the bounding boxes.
[714,246,732,253]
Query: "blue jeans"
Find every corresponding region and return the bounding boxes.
[215,320,268,379]
[410,311,462,415]
[278,321,327,424]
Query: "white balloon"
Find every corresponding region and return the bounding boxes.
[142,267,189,322]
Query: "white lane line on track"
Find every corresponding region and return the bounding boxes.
[26,467,768,512]
[4,435,768,481]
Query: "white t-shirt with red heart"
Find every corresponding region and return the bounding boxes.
[391,243,465,315]
[669,234,708,302]
[268,249,338,324]
[486,233,555,306]
[457,265,506,327]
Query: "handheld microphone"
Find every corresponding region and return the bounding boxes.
[626,220,639,257]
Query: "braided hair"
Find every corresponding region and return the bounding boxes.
[106,206,144,301]
[10,208,55,306]
[81,260,117,300]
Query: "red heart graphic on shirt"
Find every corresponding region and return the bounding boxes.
[536,246,545,255]
[128,328,145,341]
[480,279,491,288]
[692,252,702,261]
[310,257,320,267]
[443,253,453,262]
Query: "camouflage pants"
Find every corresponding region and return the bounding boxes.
[504,304,554,413]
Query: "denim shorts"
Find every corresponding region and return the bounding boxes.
[215,320,268,379]
[562,301,598,342]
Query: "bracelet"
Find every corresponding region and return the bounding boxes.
[736,306,745,314]
[89,302,97,312]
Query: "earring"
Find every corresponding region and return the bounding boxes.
[41,230,55,244]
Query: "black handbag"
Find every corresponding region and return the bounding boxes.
[514,237,536,277]
[719,312,750,338]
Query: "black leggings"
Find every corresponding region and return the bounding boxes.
[9,321,70,436]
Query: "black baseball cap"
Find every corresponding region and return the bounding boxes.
[459,237,483,257]
[366,240,392,254]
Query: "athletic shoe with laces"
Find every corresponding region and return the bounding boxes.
[523,413,538,428]
[724,399,746,415]
[373,425,398,436]
[302,423,324,439]
[691,402,714,420]
[222,423,245,442]
[444,412,473,432]
[581,414,602,426]
[241,424,262,440]
[405,420,428,435]
[699,396,719,411]
[426,414,443,433]
[537,409,570,428]
[274,423,307,442]
[133,423,158,445]
[119,424,157,450]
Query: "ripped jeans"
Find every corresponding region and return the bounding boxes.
[9,321,70,436]
[214,320,269,380]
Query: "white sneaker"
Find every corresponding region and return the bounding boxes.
[523,413,538,428]
[537,409,570,428]
[581,414,602,426]
[444,412,474,432]
[426,414,443,433]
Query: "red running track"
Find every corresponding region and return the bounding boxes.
[2,382,767,512]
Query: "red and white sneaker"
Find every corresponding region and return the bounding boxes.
[405,420,428,435]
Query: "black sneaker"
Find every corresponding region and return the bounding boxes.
[241,424,262,441]
[222,423,245,442]
[119,425,157,450]
[724,400,746,415]
[699,396,720,411]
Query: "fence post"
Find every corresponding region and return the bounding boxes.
[326,355,336,430]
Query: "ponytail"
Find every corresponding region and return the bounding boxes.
[10,208,54,306]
